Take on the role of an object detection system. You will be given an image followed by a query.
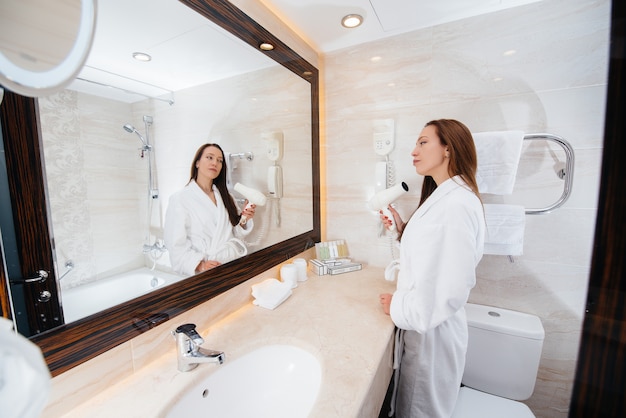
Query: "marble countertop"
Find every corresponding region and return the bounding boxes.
[62,266,397,418]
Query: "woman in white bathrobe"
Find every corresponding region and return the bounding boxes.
[164,143,256,276]
[379,119,485,417]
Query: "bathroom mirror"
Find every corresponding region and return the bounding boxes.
[0,0,320,375]
[36,0,314,325]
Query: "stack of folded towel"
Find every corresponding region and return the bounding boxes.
[251,278,293,310]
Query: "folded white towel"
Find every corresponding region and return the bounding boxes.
[473,130,524,195]
[484,204,525,256]
[251,278,293,310]
[0,317,51,418]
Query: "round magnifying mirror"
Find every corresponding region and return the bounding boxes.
[0,0,96,98]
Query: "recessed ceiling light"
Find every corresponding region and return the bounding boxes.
[341,14,363,28]
[259,42,274,51]
[132,52,151,62]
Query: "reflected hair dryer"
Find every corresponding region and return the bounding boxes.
[367,182,409,232]
[234,182,267,221]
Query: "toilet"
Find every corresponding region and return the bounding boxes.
[451,303,545,418]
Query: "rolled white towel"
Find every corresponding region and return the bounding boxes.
[251,278,293,310]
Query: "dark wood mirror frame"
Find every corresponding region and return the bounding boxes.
[0,0,320,376]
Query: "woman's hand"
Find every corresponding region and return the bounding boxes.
[379,293,393,315]
[240,201,256,223]
[379,205,405,233]
[196,259,221,273]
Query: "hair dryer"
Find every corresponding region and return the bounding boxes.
[234,182,267,222]
[368,182,409,232]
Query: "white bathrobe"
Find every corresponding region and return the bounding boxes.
[390,176,485,418]
[164,180,253,276]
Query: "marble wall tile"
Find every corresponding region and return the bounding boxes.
[39,91,141,287]
[39,91,95,285]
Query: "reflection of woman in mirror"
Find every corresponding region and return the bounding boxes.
[164,143,256,275]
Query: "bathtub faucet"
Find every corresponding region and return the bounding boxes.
[172,323,225,372]
[143,239,166,254]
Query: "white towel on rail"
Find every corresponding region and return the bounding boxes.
[484,204,525,256]
[473,130,524,195]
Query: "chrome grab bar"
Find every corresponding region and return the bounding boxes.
[10,269,48,284]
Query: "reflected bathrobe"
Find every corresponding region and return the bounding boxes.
[164,180,253,276]
[390,176,485,418]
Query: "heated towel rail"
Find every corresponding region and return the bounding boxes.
[523,133,575,215]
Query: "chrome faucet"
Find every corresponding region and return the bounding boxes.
[173,323,225,372]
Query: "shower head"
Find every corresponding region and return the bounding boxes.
[123,124,148,146]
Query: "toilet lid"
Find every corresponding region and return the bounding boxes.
[451,387,536,418]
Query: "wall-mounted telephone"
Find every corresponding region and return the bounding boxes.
[268,165,283,198]
[375,161,388,192]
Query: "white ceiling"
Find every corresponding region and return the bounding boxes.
[69,0,542,102]
[260,0,542,52]
[69,0,275,103]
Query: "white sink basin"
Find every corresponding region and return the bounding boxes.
[165,344,322,418]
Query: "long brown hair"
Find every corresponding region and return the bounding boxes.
[418,119,481,206]
[399,119,482,241]
[188,143,240,226]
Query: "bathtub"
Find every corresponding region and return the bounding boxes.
[61,267,185,323]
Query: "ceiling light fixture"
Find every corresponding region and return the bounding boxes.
[259,42,274,51]
[341,14,363,28]
[132,52,152,62]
